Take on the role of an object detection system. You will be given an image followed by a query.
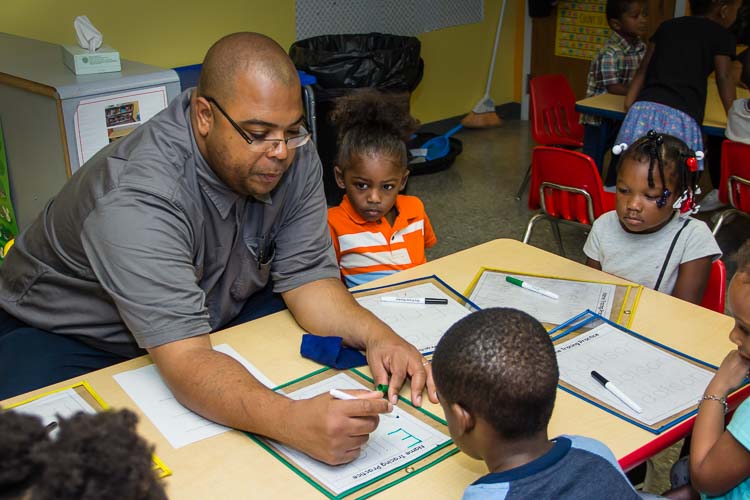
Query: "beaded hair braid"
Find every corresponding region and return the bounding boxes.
[612,130,703,212]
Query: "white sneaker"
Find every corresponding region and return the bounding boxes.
[698,189,727,213]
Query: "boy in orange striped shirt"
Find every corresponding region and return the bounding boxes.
[327,90,437,288]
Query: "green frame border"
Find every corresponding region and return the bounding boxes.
[245,367,457,499]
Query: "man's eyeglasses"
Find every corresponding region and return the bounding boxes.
[204,96,311,152]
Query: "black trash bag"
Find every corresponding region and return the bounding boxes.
[290,34,424,206]
[289,33,423,91]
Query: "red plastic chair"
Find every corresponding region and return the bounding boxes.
[522,146,615,255]
[699,259,726,314]
[516,74,585,199]
[712,140,750,236]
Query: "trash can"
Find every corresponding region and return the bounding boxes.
[290,33,423,206]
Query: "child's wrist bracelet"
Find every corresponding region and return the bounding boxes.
[699,394,728,414]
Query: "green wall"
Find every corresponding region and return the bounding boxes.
[0,0,522,124]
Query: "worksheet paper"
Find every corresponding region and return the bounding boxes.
[468,271,616,325]
[11,388,96,439]
[268,372,450,496]
[355,282,472,353]
[113,344,274,448]
[555,323,715,425]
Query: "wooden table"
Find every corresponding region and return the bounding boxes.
[575,84,750,137]
[2,239,742,499]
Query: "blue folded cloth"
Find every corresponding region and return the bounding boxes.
[300,334,367,369]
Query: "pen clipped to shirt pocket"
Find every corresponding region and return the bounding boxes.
[230,233,276,301]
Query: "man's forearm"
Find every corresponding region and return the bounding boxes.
[282,278,396,349]
[148,338,295,441]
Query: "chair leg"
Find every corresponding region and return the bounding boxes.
[522,213,547,244]
[711,209,738,237]
[515,163,532,200]
[551,220,565,256]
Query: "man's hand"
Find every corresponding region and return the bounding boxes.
[286,390,391,465]
[283,278,439,408]
[365,334,438,407]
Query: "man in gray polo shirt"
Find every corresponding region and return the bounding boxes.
[0,32,435,465]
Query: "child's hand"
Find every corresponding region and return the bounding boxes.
[706,351,750,397]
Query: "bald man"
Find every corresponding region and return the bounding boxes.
[0,33,435,464]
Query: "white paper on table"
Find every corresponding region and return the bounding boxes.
[113,343,274,448]
[355,282,472,354]
[555,323,715,425]
[10,388,96,439]
[74,86,168,167]
[469,270,616,325]
[269,373,450,496]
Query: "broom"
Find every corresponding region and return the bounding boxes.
[461,0,506,128]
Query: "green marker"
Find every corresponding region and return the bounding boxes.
[376,384,389,396]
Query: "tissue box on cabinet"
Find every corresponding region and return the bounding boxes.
[62,44,121,75]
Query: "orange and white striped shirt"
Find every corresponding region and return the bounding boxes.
[327,195,437,288]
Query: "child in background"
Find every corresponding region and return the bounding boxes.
[585,131,722,305]
[0,408,166,499]
[431,308,640,499]
[687,239,750,500]
[581,0,647,181]
[327,89,437,288]
[615,0,739,185]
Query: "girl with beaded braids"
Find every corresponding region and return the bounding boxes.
[584,130,722,304]
[326,89,437,288]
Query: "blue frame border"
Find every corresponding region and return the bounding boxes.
[550,309,724,434]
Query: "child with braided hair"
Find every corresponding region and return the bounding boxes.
[327,89,437,288]
[585,130,722,304]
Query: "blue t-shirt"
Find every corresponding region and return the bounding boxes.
[703,398,750,500]
[462,435,639,500]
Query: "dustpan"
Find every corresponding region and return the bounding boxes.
[418,124,463,161]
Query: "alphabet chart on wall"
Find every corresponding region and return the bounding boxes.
[353,277,478,354]
[554,319,716,430]
[250,370,455,498]
[465,268,642,328]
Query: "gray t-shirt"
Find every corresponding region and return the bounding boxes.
[0,89,339,357]
[583,211,721,294]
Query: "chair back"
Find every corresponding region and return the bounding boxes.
[529,74,584,148]
[719,140,750,211]
[528,146,614,225]
[700,259,726,314]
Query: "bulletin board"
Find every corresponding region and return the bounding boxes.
[0,120,18,261]
[555,0,611,60]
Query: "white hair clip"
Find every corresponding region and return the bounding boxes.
[612,143,628,155]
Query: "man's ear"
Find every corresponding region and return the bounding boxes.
[399,170,410,192]
[450,402,475,437]
[193,95,214,138]
[334,166,346,189]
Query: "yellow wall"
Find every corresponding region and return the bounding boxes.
[0,0,522,124]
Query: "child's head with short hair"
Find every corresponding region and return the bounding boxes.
[432,308,559,461]
[0,409,166,500]
[606,0,648,41]
[689,0,741,27]
[614,131,701,234]
[729,240,750,357]
[330,89,419,223]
